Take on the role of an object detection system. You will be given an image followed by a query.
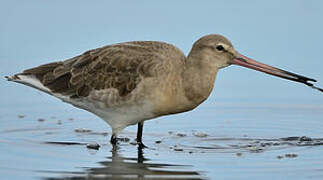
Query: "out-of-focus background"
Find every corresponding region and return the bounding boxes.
[0,1,322,180]
[1,0,322,101]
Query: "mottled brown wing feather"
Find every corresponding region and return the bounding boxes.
[20,41,174,98]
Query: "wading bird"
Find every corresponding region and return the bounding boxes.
[6,34,322,148]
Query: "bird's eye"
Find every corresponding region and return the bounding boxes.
[216,45,224,51]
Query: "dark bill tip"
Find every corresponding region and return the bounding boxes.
[233,53,322,93]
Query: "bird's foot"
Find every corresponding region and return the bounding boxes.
[110,135,118,145]
[137,141,148,149]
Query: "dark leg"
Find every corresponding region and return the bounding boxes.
[137,146,145,163]
[137,122,147,148]
[110,134,117,145]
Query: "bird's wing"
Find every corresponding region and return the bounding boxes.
[14,41,180,98]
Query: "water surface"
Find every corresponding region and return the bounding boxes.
[1,97,323,180]
[1,1,323,179]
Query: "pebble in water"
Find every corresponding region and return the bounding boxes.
[247,146,264,153]
[313,142,323,146]
[86,143,100,150]
[299,136,312,141]
[276,153,298,159]
[176,133,187,137]
[285,153,298,158]
[174,148,183,152]
[193,132,208,138]
[74,128,92,133]
[38,118,45,122]
[280,136,299,141]
[129,141,137,146]
[118,137,130,142]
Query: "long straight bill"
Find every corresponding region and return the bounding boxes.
[232,53,323,93]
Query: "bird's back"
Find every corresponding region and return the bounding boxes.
[10,41,185,99]
[6,41,187,133]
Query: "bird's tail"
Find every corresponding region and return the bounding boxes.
[5,73,53,95]
[5,62,67,95]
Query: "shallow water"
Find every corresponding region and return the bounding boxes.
[1,96,323,180]
[1,0,323,179]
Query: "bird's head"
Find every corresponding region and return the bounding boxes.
[189,34,322,92]
[191,34,236,69]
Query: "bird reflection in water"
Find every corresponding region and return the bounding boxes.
[45,145,203,180]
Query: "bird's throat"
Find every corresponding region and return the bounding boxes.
[182,56,218,107]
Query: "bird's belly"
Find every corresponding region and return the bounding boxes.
[93,101,155,134]
[61,93,155,134]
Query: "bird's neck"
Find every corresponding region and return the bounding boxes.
[182,51,218,108]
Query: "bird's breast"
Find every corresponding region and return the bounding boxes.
[150,74,196,116]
